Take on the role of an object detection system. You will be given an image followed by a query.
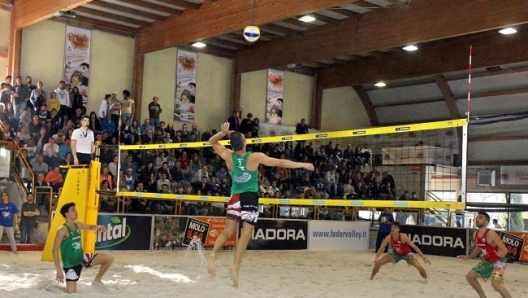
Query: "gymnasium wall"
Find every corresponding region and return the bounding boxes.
[19,20,135,116]
[141,48,233,132]
[321,86,372,131]
[240,70,314,127]
[9,16,371,134]
[0,9,10,77]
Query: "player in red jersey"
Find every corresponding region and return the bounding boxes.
[370,221,431,283]
[458,212,511,298]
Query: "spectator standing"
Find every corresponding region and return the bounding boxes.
[54,81,70,121]
[148,96,162,129]
[239,113,253,135]
[109,92,121,129]
[227,111,240,132]
[0,192,19,254]
[0,75,13,106]
[30,81,46,115]
[295,118,309,134]
[120,90,134,125]
[20,193,40,244]
[98,94,112,121]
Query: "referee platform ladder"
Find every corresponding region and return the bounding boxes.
[41,162,101,261]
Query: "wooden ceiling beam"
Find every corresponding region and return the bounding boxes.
[51,15,137,37]
[446,65,528,81]
[259,24,297,36]
[179,44,234,59]
[73,6,152,27]
[280,18,318,30]
[155,0,201,10]
[12,0,93,28]
[236,0,528,74]
[206,37,247,49]
[469,160,528,166]
[312,12,340,24]
[329,8,361,18]
[372,97,445,109]
[136,0,360,54]
[88,1,168,21]
[469,135,528,142]
[353,86,379,126]
[117,0,182,15]
[0,0,12,11]
[317,21,528,89]
[453,87,528,101]
[434,74,460,119]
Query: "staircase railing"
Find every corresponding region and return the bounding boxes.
[9,142,36,201]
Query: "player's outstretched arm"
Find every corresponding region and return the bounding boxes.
[252,152,314,171]
[209,122,233,160]
[374,234,391,263]
[402,234,431,264]
[76,221,106,232]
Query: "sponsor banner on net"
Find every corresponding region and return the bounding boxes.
[245,219,308,250]
[499,231,528,263]
[400,225,466,257]
[95,214,152,250]
[308,221,370,251]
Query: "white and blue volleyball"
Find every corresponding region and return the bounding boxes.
[243,26,260,42]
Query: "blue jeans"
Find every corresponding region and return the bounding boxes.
[20,224,34,244]
[14,101,26,119]
[150,118,160,130]
[122,113,131,125]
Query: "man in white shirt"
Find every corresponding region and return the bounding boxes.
[54,81,70,121]
[98,94,112,120]
[71,115,94,165]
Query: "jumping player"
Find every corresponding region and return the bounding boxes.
[458,212,511,298]
[370,221,431,283]
[52,202,114,293]
[207,122,314,288]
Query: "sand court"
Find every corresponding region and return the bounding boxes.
[0,250,527,297]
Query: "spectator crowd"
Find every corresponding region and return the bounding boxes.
[1,74,406,218]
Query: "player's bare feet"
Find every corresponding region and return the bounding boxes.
[229,264,239,288]
[207,253,216,276]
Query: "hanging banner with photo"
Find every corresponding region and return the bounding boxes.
[64,26,90,105]
[500,166,528,185]
[266,69,284,125]
[175,49,197,123]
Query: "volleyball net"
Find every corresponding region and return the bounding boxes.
[111,119,467,219]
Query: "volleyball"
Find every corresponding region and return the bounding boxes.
[243,26,260,42]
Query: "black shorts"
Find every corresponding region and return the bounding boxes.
[64,264,83,282]
[63,253,97,282]
[226,192,259,225]
[77,153,92,165]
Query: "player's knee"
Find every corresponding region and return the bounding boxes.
[490,279,502,290]
[465,272,475,281]
[102,253,114,264]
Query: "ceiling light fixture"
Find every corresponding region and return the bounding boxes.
[54,10,77,19]
[402,45,418,52]
[498,27,517,35]
[374,82,386,87]
[192,42,206,48]
[298,15,316,23]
